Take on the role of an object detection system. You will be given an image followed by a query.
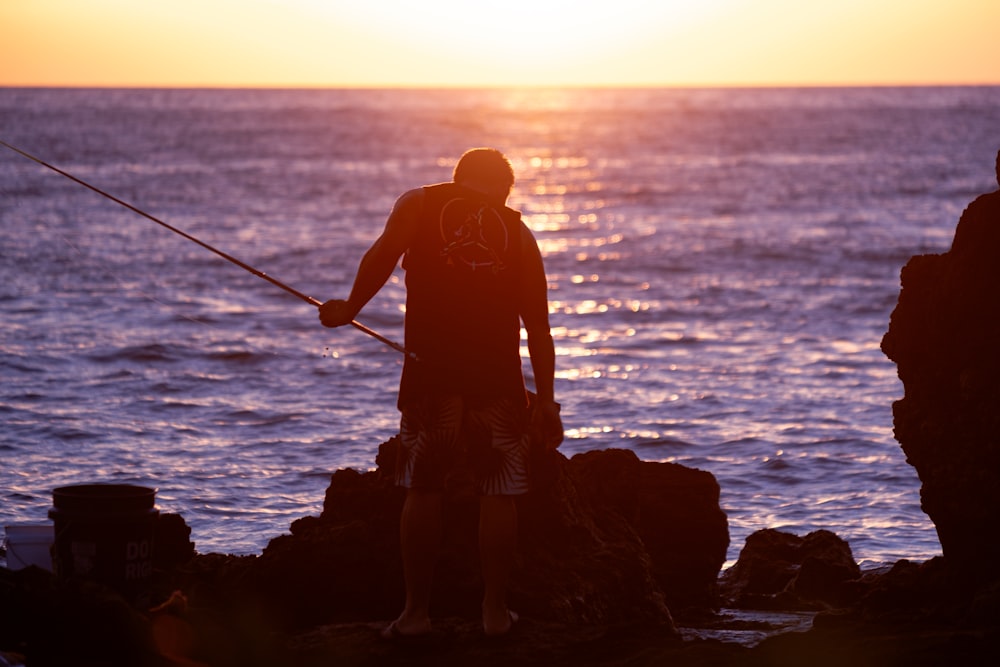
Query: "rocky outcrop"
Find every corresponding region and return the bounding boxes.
[881,185,1000,585]
[244,442,729,630]
[8,456,1000,665]
[563,448,730,612]
[718,528,861,610]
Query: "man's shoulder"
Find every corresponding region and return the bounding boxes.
[399,187,427,203]
[391,188,426,217]
[420,182,456,197]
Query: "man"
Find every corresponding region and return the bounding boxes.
[319,148,563,638]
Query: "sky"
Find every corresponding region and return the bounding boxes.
[2,0,998,88]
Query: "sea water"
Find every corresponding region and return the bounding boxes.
[2,86,999,566]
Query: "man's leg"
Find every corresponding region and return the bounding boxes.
[480,494,518,635]
[390,489,442,635]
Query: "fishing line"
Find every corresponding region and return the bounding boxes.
[0,138,413,360]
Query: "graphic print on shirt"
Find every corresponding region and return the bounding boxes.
[438,198,509,273]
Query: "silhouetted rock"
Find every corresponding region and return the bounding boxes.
[154,512,196,572]
[882,162,1000,587]
[240,442,729,632]
[7,455,1000,666]
[850,557,964,623]
[570,448,730,612]
[719,528,860,610]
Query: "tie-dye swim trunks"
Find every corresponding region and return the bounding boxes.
[397,394,530,496]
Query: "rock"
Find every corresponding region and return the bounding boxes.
[5,468,997,667]
[881,160,1000,586]
[850,557,963,623]
[235,442,730,633]
[6,555,1000,667]
[719,529,861,610]
[636,459,730,612]
[570,449,730,612]
[154,512,196,572]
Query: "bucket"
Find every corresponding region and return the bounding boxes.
[3,524,54,571]
[49,483,158,607]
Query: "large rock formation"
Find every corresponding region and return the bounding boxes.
[881,159,1000,585]
[243,442,730,630]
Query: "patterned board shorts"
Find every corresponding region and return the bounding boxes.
[397,394,530,496]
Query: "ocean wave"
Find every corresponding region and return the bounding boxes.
[87,343,183,364]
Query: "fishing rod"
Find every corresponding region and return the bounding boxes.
[0,139,412,360]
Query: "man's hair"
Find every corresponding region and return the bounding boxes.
[453,148,515,192]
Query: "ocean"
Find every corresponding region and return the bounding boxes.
[2,86,998,567]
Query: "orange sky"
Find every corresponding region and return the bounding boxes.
[2,0,998,87]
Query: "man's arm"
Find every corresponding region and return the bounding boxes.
[519,222,563,447]
[319,189,422,328]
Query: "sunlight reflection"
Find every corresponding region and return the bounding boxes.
[529,156,590,169]
[853,454,896,465]
[565,425,615,439]
[571,300,609,314]
[528,199,567,213]
[582,198,607,210]
[536,233,625,253]
[547,297,647,315]
[531,184,568,196]
[570,274,600,284]
[574,251,625,262]
[558,367,605,380]
[552,347,598,362]
[524,213,571,231]
[537,238,569,254]
[831,339,880,354]
[622,429,664,439]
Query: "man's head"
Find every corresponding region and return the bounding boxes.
[453,148,515,203]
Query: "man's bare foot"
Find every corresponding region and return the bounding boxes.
[483,608,518,637]
[381,614,432,640]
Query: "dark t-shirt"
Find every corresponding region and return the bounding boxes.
[398,182,527,408]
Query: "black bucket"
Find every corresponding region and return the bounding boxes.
[49,483,158,608]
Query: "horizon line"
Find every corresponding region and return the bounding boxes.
[3,81,1000,91]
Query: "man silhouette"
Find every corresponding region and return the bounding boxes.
[320,148,563,637]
